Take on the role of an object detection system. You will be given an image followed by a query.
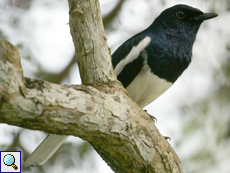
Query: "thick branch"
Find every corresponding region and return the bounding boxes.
[0,39,182,173]
[68,0,115,85]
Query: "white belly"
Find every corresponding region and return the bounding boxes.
[126,65,172,108]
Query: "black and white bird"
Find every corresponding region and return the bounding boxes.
[25,4,217,166]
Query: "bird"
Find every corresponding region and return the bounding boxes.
[25,4,217,166]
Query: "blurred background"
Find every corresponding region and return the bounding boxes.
[0,0,229,172]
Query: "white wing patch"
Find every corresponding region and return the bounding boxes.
[114,36,151,76]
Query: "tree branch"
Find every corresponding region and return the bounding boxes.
[68,0,115,85]
[37,0,125,84]
[103,0,125,27]
[0,0,183,172]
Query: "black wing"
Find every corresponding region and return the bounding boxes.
[112,34,148,88]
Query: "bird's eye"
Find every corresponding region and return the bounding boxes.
[176,11,186,19]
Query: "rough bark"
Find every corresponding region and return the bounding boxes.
[68,0,115,85]
[0,0,183,172]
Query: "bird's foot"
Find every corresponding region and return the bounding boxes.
[144,110,157,122]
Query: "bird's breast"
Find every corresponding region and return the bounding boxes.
[125,64,172,108]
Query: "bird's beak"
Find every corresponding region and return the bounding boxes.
[194,13,218,21]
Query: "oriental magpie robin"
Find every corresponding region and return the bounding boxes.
[25,4,217,166]
[112,4,217,107]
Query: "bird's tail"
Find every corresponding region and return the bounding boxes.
[25,134,68,166]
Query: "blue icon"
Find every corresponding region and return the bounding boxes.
[3,154,18,170]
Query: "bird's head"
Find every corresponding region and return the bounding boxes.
[152,4,218,36]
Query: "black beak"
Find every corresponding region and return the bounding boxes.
[195,13,218,21]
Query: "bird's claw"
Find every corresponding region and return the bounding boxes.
[164,136,171,141]
[144,110,157,122]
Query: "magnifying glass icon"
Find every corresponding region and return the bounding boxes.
[3,154,18,170]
